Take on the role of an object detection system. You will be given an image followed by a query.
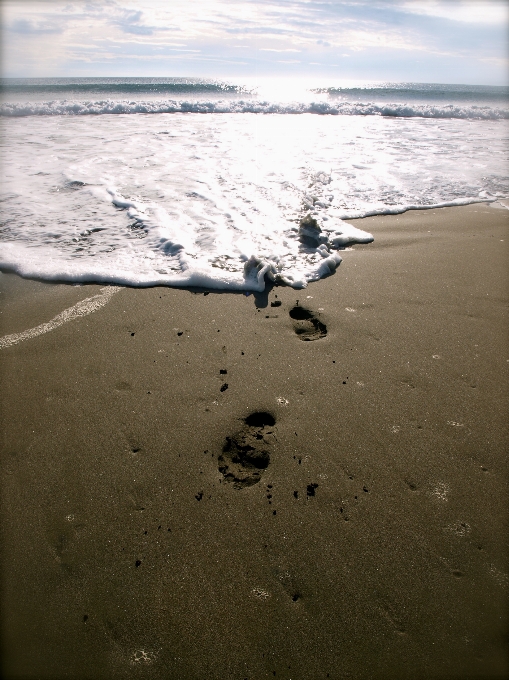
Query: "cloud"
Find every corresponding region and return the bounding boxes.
[398,0,508,25]
[9,18,63,34]
[1,0,507,83]
[108,7,158,35]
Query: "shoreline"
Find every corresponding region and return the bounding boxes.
[0,198,507,293]
[1,204,508,679]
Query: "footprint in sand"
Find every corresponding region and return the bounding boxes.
[289,306,327,341]
[218,412,276,489]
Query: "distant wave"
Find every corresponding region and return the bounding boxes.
[0,82,248,95]
[2,80,506,101]
[312,85,509,103]
[1,99,507,119]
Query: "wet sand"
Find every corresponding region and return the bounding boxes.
[1,204,508,679]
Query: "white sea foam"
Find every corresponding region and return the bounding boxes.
[0,103,507,291]
[1,99,507,120]
[0,285,121,349]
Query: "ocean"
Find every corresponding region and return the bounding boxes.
[1,77,507,291]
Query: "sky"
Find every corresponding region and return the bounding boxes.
[1,0,508,84]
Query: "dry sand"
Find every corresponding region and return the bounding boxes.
[1,204,508,679]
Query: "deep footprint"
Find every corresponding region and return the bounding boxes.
[218,412,275,489]
[289,306,327,341]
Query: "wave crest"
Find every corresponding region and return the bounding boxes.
[1,99,507,120]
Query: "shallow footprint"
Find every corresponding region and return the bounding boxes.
[218,412,275,489]
[289,306,327,341]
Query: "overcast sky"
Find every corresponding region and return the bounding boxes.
[2,0,508,84]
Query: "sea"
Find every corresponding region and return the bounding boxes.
[1,77,507,291]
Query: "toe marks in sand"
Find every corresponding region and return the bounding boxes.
[289,306,327,341]
[218,412,276,489]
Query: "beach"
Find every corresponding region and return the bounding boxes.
[1,203,508,679]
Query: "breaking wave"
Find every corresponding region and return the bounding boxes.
[1,99,507,119]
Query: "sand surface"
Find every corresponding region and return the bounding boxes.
[1,204,508,679]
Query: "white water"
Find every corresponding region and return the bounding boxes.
[0,286,122,349]
[2,99,507,120]
[1,88,507,290]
